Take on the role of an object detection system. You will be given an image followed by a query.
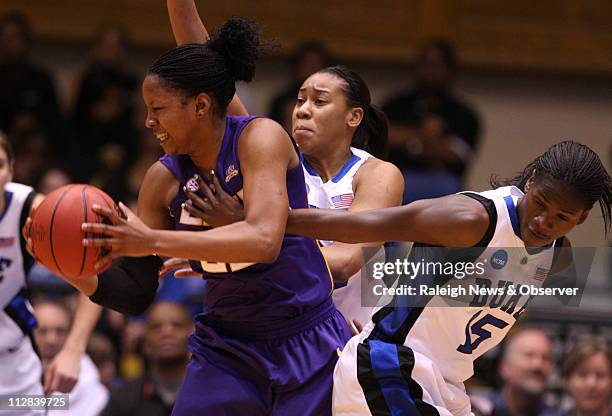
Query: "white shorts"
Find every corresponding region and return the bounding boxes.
[0,336,45,416]
[332,323,472,416]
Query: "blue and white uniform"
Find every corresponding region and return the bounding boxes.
[333,186,562,416]
[0,182,43,415]
[303,147,388,327]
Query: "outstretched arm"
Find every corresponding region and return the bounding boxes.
[44,294,102,394]
[167,0,248,116]
[287,194,490,248]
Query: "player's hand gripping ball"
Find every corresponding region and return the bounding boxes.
[28,184,117,279]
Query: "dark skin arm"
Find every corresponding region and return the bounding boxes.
[167,0,248,116]
[84,119,297,267]
[286,193,490,248]
[168,158,405,281]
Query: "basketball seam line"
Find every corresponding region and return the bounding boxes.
[49,185,72,277]
[78,186,88,277]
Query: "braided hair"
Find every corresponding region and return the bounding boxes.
[147,18,260,116]
[491,140,612,233]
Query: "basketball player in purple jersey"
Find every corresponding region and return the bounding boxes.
[163,0,404,331]
[37,18,350,416]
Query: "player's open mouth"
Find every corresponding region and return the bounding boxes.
[156,132,169,143]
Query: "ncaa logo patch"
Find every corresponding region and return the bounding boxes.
[490,250,508,270]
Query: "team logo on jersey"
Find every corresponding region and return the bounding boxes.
[490,250,508,269]
[186,175,199,192]
[0,236,15,247]
[225,165,238,183]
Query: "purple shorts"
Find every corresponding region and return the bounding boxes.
[172,299,351,416]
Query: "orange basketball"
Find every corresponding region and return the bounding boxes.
[29,184,116,279]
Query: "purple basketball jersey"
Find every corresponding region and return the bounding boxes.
[160,116,333,324]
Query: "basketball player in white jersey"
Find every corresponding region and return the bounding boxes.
[286,141,611,415]
[0,135,45,415]
[0,134,102,414]
[162,0,404,328]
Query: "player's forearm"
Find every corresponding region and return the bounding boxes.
[62,275,98,297]
[62,294,102,354]
[167,0,209,44]
[287,208,406,243]
[151,220,283,263]
[90,256,162,315]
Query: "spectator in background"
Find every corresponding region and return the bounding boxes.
[37,167,72,194]
[474,328,557,416]
[11,127,53,186]
[0,12,63,144]
[267,41,333,130]
[101,302,193,416]
[383,39,480,203]
[33,300,109,416]
[563,338,612,416]
[72,24,138,188]
[87,332,120,391]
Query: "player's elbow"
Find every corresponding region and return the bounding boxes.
[252,231,282,263]
[330,252,363,281]
[256,238,282,263]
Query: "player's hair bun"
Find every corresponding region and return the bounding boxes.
[208,17,260,83]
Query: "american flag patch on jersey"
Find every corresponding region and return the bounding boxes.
[533,266,549,282]
[331,193,354,208]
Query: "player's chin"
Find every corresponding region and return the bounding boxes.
[159,142,177,154]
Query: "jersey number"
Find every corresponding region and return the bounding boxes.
[179,205,253,273]
[457,311,509,354]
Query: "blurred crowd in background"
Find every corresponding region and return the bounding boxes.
[1,10,611,416]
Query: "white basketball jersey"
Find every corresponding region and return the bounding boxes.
[400,186,558,382]
[0,182,42,400]
[302,147,371,223]
[334,186,561,415]
[303,147,386,325]
[0,182,32,309]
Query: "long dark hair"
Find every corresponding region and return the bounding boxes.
[147,18,260,116]
[0,131,14,164]
[491,140,612,233]
[317,65,388,159]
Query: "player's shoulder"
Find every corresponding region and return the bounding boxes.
[354,156,403,187]
[238,117,296,160]
[5,182,35,210]
[5,182,34,196]
[242,117,286,137]
[141,161,179,207]
[144,160,178,183]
